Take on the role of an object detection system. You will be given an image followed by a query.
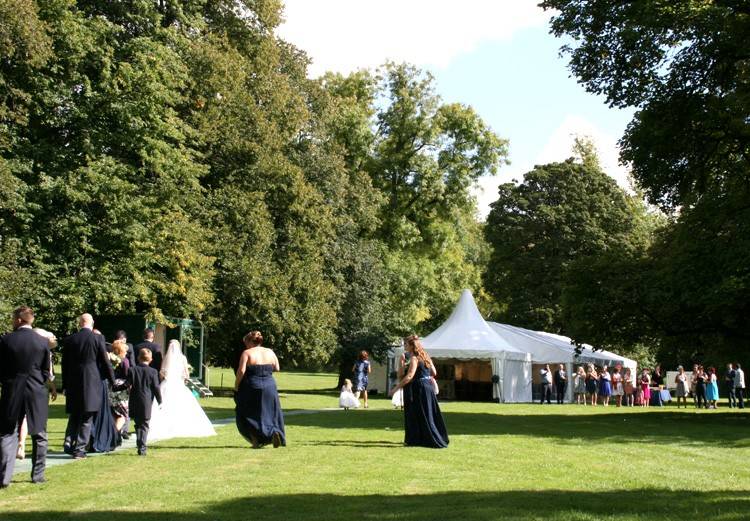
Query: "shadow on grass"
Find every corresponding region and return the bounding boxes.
[283,409,750,447]
[298,440,404,447]
[1,490,749,521]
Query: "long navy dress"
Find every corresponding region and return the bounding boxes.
[235,364,286,446]
[88,378,118,452]
[403,361,449,448]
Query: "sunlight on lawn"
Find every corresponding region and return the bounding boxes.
[2,372,748,521]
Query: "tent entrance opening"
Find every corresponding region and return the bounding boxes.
[434,359,494,402]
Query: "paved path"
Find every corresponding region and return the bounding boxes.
[13,407,341,476]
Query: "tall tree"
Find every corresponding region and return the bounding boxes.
[484,149,651,333]
[542,0,750,364]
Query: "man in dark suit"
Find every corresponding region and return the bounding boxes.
[128,348,162,456]
[0,306,54,487]
[553,364,567,404]
[114,330,135,368]
[135,328,163,373]
[61,313,114,458]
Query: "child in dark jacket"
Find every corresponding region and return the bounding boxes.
[128,348,162,456]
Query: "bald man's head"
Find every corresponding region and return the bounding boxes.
[79,313,94,329]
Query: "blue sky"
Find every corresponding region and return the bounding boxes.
[278,0,635,217]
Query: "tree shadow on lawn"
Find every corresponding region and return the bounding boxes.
[284,409,750,447]
[2,489,749,521]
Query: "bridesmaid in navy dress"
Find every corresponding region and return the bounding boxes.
[234,331,285,448]
[390,335,449,449]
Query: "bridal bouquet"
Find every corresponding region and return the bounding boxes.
[108,352,122,370]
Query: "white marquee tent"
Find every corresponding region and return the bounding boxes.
[489,322,638,402]
[392,289,532,402]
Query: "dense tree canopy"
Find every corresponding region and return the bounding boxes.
[542,0,750,366]
[0,1,504,368]
[484,145,653,337]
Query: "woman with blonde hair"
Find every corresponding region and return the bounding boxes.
[390,335,448,448]
[585,364,599,406]
[109,339,131,437]
[573,366,586,404]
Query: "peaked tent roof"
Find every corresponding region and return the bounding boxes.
[420,289,528,360]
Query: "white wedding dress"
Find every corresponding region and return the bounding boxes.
[148,343,216,441]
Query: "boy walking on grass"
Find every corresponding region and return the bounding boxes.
[128,348,162,456]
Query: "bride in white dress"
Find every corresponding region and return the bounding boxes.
[148,340,216,441]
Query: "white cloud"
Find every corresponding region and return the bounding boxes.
[277,0,550,76]
[472,116,631,220]
[534,114,631,190]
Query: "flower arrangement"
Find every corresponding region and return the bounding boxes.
[108,352,122,370]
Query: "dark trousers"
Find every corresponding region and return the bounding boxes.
[695,385,707,409]
[736,387,745,409]
[555,382,567,404]
[64,411,94,456]
[540,383,552,404]
[0,427,47,486]
[727,385,737,408]
[134,418,150,454]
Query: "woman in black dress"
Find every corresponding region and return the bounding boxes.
[389,335,449,449]
[234,331,285,448]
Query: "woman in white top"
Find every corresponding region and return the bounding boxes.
[674,366,689,408]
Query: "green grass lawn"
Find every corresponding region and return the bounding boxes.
[2,372,749,520]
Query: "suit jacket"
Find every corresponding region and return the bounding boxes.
[554,370,567,386]
[0,327,51,435]
[128,364,162,420]
[135,341,163,372]
[61,328,115,414]
[124,342,136,368]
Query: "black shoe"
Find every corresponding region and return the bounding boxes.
[73,452,87,460]
[63,445,74,456]
[272,432,282,448]
[32,478,46,484]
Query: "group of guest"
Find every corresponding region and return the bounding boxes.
[675,363,746,409]
[550,361,747,409]
[568,364,628,406]
[0,307,167,489]
[61,319,164,457]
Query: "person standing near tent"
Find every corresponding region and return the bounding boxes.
[539,365,553,404]
[639,368,652,408]
[693,365,707,409]
[623,368,635,406]
[611,366,624,407]
[734,364,745,409]
[553,364,567,404]
[674,366,689,408]
[389,335,448,449]
[585,364,599,406]
[725,364,737,408]
[599,365,612,407]
[573,366,586,405]
[352,351,371,409]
